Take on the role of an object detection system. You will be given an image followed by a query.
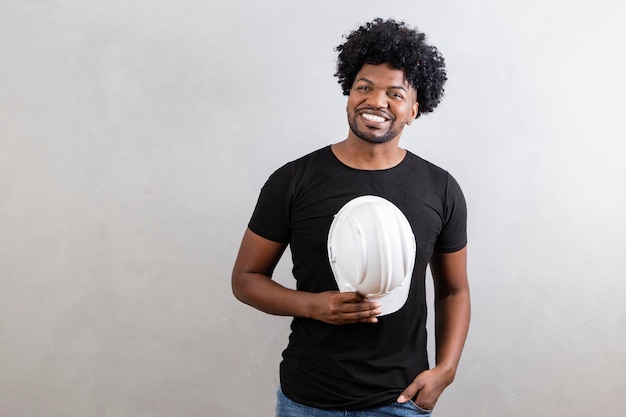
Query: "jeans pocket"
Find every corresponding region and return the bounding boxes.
[407,400,433,415]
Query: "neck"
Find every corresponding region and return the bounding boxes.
[331,136,406,170]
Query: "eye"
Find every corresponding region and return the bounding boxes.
[388,91,404,99]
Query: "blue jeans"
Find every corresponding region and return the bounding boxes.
[275,386,432,417]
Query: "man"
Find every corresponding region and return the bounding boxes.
[232,18,470,416]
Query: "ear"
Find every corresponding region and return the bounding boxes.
[406,101,419,125]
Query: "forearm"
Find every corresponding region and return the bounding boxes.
[433,289,471,382]
[232,272,316,318]
[396,288,470,407]
[231,228,313,317]
[232,272,382,324]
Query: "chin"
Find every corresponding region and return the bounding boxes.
[359,136,393,144]
[349,119,399,144]
[353,129,397,144]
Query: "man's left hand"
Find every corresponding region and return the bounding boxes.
[396,367,453,411]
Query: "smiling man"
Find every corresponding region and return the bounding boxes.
[232,18,470,417]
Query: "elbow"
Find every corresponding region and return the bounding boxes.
[231,269,261,307]
[231,270,247,304]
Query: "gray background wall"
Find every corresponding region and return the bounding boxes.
[1,0,625,416]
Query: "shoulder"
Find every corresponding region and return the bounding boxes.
[269,146,333,180]
[403,151,466,202]
[259,146,333,194]
[284,146,332,168]
[404,151,459,185]
[404,151,449,177]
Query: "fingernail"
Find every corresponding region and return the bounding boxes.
[397,395,407,403]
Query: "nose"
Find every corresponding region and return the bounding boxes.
[366,88,388,108]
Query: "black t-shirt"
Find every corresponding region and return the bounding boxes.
[249,146,467,410]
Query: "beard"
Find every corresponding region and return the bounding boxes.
[347,111,404,144]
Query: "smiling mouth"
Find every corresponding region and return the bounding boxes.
[361,113,387,123]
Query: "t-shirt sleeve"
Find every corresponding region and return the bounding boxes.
[247,165,293,243]
[434,173,468,253]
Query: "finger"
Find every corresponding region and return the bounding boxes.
[350,302,380,313]
[335,293,380,312]
[347,307,382,323]
[337,291,367,303]
[347,300,381,315]
[356,316,378,324]
[413,393,434,411]
[397,381,421,403]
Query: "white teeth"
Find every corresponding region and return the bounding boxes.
[362,113,386,122]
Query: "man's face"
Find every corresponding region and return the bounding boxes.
[346,63,419,144]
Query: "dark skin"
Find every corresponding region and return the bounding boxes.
[232,228,382,324]
[398,247,470,410]
[232,63,470,411]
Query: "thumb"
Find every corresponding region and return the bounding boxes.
[397,373,427,403]
[397,386,417,403]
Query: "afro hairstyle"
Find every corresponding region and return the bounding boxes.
[335,18,447,118]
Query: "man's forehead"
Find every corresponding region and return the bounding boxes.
[354,64,416,95]
[356,64,412,86]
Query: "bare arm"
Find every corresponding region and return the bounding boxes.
[398,246,470,409]
[231,228,381,324]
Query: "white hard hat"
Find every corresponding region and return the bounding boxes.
[327,195,416,316]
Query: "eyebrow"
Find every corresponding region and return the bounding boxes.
[356,77,409,93]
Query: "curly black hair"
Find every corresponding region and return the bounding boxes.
[335,18,447,118]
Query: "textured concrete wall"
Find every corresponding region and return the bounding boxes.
[1,1,625,416]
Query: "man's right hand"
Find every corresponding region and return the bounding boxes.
[309,291,381,325]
